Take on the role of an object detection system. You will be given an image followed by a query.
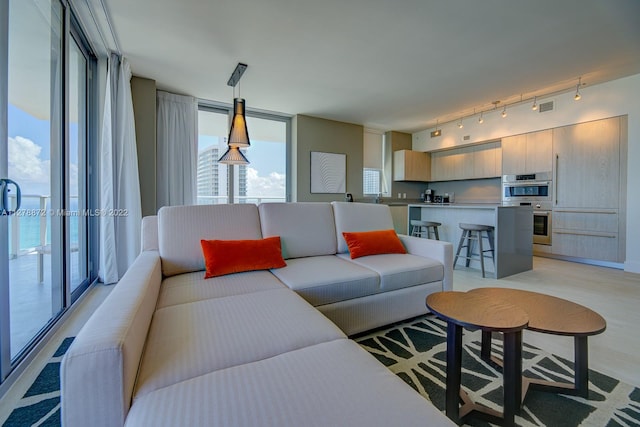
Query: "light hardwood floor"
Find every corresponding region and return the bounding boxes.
[454,256,640,388]
[0,256,638,424]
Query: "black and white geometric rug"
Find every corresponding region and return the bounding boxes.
[2,337,74,427]
[355,315,640,427]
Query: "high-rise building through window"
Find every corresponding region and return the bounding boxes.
[197,137,247,204]
[197,146,219,202]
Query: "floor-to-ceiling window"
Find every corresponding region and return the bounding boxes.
[0,0,97,382]
[197,105,289,205]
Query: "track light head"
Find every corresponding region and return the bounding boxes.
[574,77,582,101]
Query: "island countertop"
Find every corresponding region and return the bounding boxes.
[407,203,518,209]
[408,203,533,279]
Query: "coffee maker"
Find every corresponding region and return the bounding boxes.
[424,189,433,203]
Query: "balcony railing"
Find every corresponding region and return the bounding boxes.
[8,194,49,259]
[8,194,81,259]
[196,195,286,205]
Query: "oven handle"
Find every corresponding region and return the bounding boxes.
[533,211,551,216]
[503,181,551,187]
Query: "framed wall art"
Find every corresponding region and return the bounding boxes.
[310,151,346,194]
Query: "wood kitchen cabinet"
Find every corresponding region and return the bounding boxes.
[393,150,431,181]
[551,116,626,263]
[502,129,552,175]
[552,209,620,262]
[430,142,500,181]
[473,142,501,178]
[389,205,408,235]
[553,117,620,210]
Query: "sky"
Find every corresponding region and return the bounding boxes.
[7,104,79,197]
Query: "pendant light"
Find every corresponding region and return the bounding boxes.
[218,146,250,164]
[532,96,538,111]
[219,63,250,165]
[478,111,484,124]
[227,98,250,148]
[501,105,507,118]
[457,117,463,129]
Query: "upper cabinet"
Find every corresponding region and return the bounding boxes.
[502,129,553,175]
[430,142,501,182]
[393,150,431,181]
[473,142,502,178]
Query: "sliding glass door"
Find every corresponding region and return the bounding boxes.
[0,0,95,381]
[69,30,89,294]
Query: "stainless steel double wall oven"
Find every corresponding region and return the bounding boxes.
[502,172,552,246]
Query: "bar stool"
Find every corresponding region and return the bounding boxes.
[410,220,441,240]
[453,223,495,278]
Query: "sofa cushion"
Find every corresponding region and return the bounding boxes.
[332,202,395,254]
[125,340,455,427]
[259,202,337,259]
[342,229,407,258]
[158,204,263,277]
[133,288,345,400]
[157,270,286,309]
[269,255,380,306]
[201,236,286,278]
[337,252,444,292]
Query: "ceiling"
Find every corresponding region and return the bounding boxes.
[101,0,640,133]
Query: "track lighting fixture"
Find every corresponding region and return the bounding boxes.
[428,78,585,132]
[574,77,582,101]
[430,120,441,137]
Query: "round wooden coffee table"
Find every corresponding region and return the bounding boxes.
[468,287,606,399]
[426,291,529,427]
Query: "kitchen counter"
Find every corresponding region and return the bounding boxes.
[408,203,533,279]
[408,203,500,209]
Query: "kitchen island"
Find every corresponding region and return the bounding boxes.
[408,203,533,279]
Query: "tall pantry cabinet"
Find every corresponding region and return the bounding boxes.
[551,116,627,262]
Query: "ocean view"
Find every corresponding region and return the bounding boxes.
[9,197,80,251]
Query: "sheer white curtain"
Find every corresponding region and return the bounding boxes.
[99,53,142,284]
[156,91,198,207]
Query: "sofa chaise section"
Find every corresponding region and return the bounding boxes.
[125,339,453,427]
[133,287,345,400]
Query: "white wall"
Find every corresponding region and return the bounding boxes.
[413,73,640,274]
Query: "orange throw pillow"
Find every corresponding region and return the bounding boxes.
[342,229,407,259]
[200,236,287,278]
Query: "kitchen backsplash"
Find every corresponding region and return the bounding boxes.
[426,177,501,204]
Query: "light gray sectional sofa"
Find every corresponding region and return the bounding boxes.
[61,202,454,427]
